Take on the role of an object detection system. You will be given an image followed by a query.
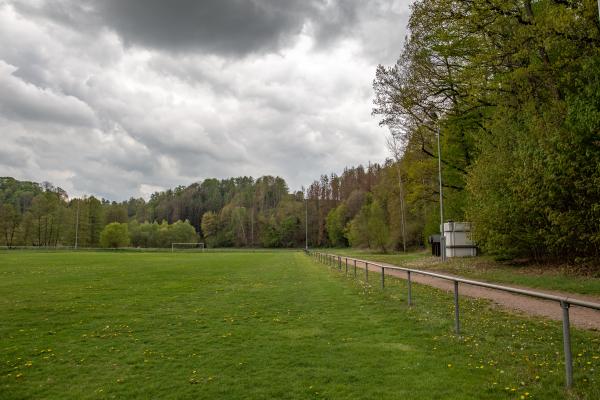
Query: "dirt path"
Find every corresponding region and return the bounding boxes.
[333,256,600,331]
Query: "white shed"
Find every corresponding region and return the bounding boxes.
[442,221,477,257]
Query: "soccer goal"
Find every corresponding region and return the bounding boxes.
[171,242,205,252]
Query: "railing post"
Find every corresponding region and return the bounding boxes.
[338,256,342,270]
[407,271,412,306]
[353,259,357,277]
[345,258,348,276]
[561,301,573,389]
[381,266,385,289]
[365,262,369,282]
[454,281,460,335]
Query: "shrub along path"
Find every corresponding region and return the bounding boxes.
[326,254,600,331]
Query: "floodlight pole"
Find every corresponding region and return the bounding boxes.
[74,198,80,249]
[305,193,309,251]
[436,124,446,261]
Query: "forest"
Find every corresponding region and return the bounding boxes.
[1,1,599,263]
[371,0,600,262]
[0,164,396,250]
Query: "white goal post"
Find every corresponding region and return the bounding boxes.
[171,242,205,252]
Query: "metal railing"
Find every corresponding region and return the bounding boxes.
[308,250,600,389]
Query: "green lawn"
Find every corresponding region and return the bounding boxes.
[1,251,599,399]
[331,249,600,297]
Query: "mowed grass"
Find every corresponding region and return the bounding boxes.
[331,249,600,296]
[0,252,599,399]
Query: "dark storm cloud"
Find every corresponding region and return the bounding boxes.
[13,0,375,57]
[99,0,319,55]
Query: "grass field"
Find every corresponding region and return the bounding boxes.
[331,249,600,296]
[1,251,599,399]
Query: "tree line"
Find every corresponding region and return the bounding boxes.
[0,172,395,249]
[0,153,442,251]
[1,160,422,250]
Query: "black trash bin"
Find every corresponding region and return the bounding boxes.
[428,235,441,257]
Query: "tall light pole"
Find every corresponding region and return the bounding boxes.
[304,189,308,251]
[74,198,80,249]
[436,123,446,261]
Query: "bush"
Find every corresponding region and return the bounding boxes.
[100,222,130,248]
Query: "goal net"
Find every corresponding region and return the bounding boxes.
[171,242,205,252]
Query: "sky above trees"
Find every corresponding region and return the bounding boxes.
[0,0,411,200]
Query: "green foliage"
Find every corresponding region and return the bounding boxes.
[168,220,198,244]
[345,197,390,252]
[346,205,370,248]
[367,200,390,252]
[128,220,158,248]
[373,0,600,263]
[260,216,281,248]
[0,204,20,247]
[105,203,128,223]
[99,222,130,248]
[129,220,197,248]
[461,2,600,261]
[326,204,349,247]
[200,211,219,247]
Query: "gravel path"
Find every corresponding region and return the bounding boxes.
[334,256,600,331]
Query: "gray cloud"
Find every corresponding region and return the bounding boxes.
[99,0,320,55]
[0,63,96,128]
[0,1,412,201]
[0,142,29,168]
[14,0,328,56]
[12,0,408,59]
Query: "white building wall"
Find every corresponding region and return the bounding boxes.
[442,222,477,257]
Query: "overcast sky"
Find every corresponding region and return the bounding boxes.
[0,0,411,200]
